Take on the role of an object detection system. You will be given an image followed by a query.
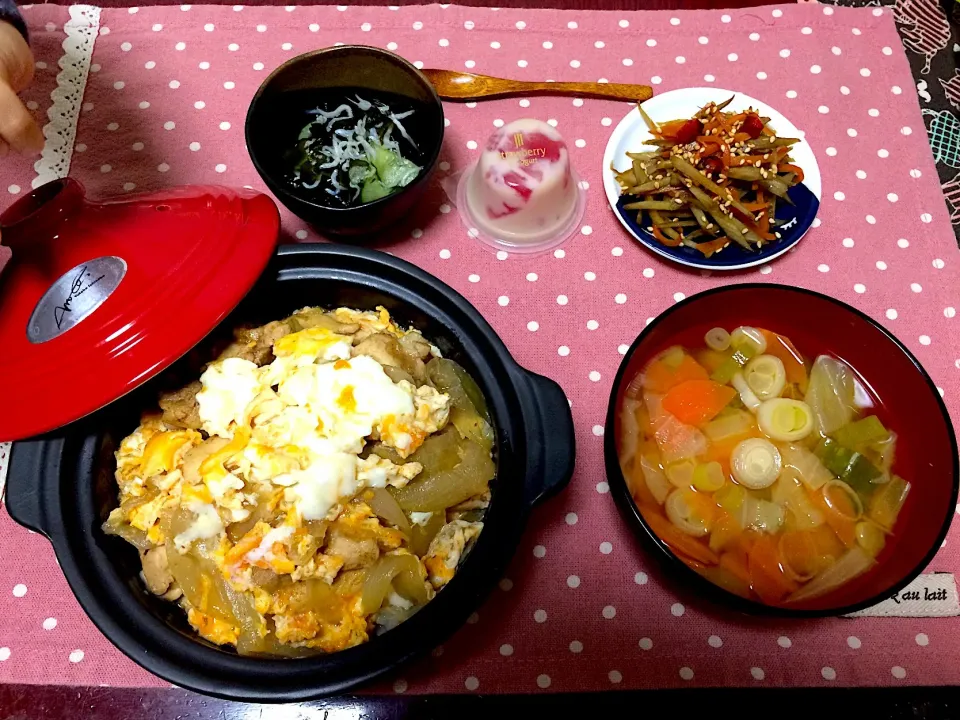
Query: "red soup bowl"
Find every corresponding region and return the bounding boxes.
[604,284,958,616]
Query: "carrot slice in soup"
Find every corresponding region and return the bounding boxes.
[642,354,709,394]
[643,510,719,566]
[748,534,800,604]
[662,379,737,425]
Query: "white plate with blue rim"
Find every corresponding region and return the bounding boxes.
[602,87,821,271]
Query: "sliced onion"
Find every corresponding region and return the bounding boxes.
[757,399,814,442]
[787,547,876,603]
[823,479,864,520]
[664,489,711,537]
[392,440,494,512]
[731,438,782,489]
[704,327,731,352]
[360,554,427,614]
[368,487,411,535]
[732,372,762,412]
[744,355,786,400]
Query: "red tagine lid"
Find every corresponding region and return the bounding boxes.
[0,178,280,441]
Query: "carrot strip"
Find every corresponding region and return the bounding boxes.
[662,379,737,425]
[652,225,683,247]
[781,163,805,183]
[758,329,807,387]
[719,549,751,585]
[642,354,709,394]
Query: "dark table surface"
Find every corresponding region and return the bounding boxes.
[9,0,960,717]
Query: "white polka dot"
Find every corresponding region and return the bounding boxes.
[219,122,231,131]
[570,640,584,653]
[920,335,931,346]
[497,296,509,307]
[898,238,910,248]
[620,19,630,27]
[295,230,308,240]
[533,546,546,559]
[614,293,628,305]
[853,27,862,34]
[100,164,112,173]
[489,40,500,49]
[639,637,653,650]
[673,292,685,302]
[847,128,858,137]
[622,58,633,67]
[152,23,163,31]
[253,62,264,71]
[727,52,738,62]
[537,674,552,689]
[676,56,686,64]
[558,345,570,357]
[780,49,791,58]
[556,295,568,306]
[500,644,514,656]
[818,105,829,114]
[721,13,731,22]
[818,264,830,273]
[12,584,26,597]
[773,7,783,16]
[596,481,609,493]
[468,274,480,283]
[572,98,584,107]
[567,575,581,588]
[786,90,797,99]
[759,266,772,276]
[589,371,601,383]
[680,667,694,680]
[570,60,580,68]
[105,122,119,132]
[892,666,907,679]
[810,64,821,74]
[671,603,685,617]
[42,617,57,630]
[901,126,913,136]
[843,238,855,248]
[495,250,507,260]
[131,142,144,151]
[708,635,723,648]
[848,636,862,649]
[534,608,548,622]
[565,512,579,526]
[825,147,837,156]
[756,71,767,80]
[934,258,945,269]
[916,633,929,646]
[6,184,19,194]
[751,667,765,680]
[646,39,658,49]
[778,636,792,648]
[393,680,408,694]
[866,215,877,225]
[599,541,613,554]
[213,163,227,173]
[704,74,715,83]
[822,667,836,681]
[519,99,531,108]
[157,163,170,173]
[467,612,479,624]
[921,212,933,223]
[515,20,526,29]
[876,261,888,270]
[854,283,866,294]
[69,650,85,663]
[831,46,842,56]
[0,648,10,661]
[602,605,616,619]
[194,101,205,110]
[579,180,590,190]
[608,670,623,684]
[634,571,648,585]
[527,321,539,332]
[700,35,711,44]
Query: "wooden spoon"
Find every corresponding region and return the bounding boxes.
[423,69,653,103]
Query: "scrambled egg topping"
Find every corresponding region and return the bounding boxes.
[106,307,487,654]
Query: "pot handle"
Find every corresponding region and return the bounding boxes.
[518,369,576,507]
[4,439,59,539]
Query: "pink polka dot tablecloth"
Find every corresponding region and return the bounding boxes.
[1,0,960,695]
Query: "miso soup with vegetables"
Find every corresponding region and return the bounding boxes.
[104,306,494,655]
[618,326,910,606]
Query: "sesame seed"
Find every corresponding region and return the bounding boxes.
[741,227,749,234]
[775,231,781,238]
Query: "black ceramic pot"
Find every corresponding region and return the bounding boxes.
[5,244,575,701]
[245,46,444,237]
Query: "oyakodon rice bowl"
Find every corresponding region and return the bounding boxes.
[5,244,575,700]
[104,305,496,656]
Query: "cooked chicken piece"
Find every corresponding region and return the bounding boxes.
[424,519,483,589]
[326,529,380,570]
[141,545,174,596]
[399,332,433,360]
[353,332,426,382]
[158,381,202,430]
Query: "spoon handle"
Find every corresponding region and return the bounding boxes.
[430,74,652,102]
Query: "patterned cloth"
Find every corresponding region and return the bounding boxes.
[1,1,959,696]
[820,0,960,241]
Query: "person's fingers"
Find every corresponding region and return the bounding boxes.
[0,82,42,154]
